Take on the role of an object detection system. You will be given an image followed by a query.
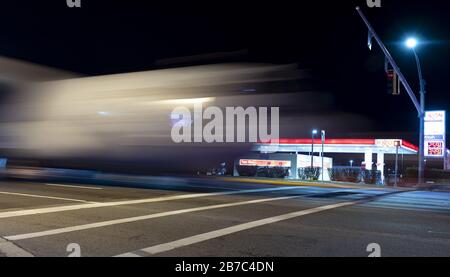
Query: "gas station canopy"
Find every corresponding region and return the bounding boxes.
[255,139,418,155]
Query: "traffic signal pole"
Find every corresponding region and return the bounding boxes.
[356,7,425,184]
[413,49,427,183]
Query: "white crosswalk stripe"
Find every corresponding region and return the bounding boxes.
[0,186,300,219]
[115,201,357,257]
[5,195,303,241]
[0,191,96,204]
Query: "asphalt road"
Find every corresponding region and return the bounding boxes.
[0,177,449,257]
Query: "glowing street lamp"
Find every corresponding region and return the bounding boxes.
[356,6,428,184]
[405,38,418,49]
[311,129,318,170]
[405,37,427,183]
[320,130,326,181]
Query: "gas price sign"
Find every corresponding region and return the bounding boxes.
[424,111,446,157]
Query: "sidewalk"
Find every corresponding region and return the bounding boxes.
[414,183,450,192]
[219,176,414,191]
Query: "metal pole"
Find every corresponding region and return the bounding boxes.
[444,149,447,170]
[311,133,315,170]
[356,7,424,184]
[321,130,325,181]
[445,150,448,170]
[402,153,405,176]
[413,49,426,183]
[395,144,399,188]
[419,107,425,183]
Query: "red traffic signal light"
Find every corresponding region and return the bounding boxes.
[387,69,400,95]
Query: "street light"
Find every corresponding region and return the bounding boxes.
[311,129,318,170]
[405,38,418,49]
[355,7,427,185]
[405,37,426,184]
[321,130,326,181]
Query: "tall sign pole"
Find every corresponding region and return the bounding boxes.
[356,7,425,184]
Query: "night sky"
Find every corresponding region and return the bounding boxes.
[0,0,449,144]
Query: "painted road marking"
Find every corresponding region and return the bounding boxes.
[0,237,34,257]
[5,194,305,241]
[220,177,386,189]
[115,201,356,257]
[164,183,239,191]
[0,191,96,204]
[46,183,103,190]
[0,186,300,219]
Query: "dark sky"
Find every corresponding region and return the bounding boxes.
[0,0,449,144]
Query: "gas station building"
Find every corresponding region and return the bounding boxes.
[235,138,419,182]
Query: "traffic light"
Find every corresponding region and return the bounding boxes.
[387,69,400,95]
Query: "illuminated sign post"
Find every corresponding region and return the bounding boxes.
[424,111,446,158]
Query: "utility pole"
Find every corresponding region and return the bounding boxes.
[356,7,425,184]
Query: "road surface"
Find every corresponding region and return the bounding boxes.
[0,177,449,257]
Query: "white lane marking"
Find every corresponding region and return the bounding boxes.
[0,186,299,219]
[116,252,141,257]
[5,195,302,241]
[46,183,103,190]
[0,238,34,257]
[115,201,356,257]
[0,191,96,204]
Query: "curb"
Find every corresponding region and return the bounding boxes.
[219,177,413,191]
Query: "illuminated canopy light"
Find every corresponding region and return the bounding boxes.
[405,38,418,49]
[255,138,419,154]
